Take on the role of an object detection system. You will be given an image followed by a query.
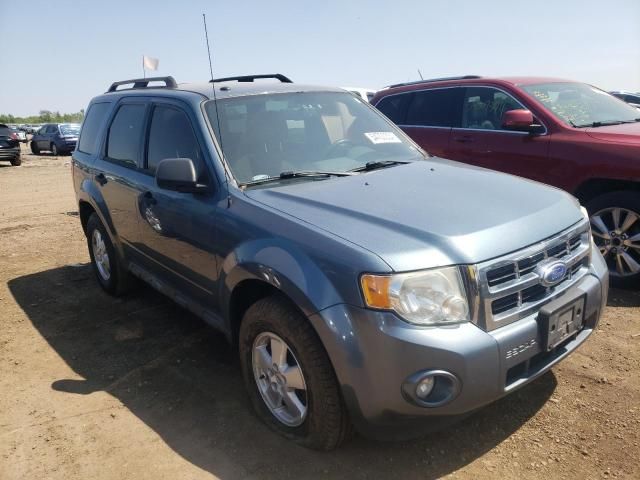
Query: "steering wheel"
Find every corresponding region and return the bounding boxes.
[323,138,356,158]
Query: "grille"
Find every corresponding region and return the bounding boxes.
[477,221,591,331]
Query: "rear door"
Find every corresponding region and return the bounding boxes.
[92,99,150,260]
[452,86,550,181]
[135,99,220,307]
[397,87,462,158]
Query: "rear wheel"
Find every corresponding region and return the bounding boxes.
[239,295,351,450]
[587,191,640,286]
[86,213,134,295]
[51,143,58,156]
[10,155,21,166]
[30,142,40,154]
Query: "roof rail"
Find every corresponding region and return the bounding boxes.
[210,73,293,84]
[107,76,177,93]
[387,75,482,89]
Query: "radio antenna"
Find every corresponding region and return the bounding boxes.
[202,13,231,198]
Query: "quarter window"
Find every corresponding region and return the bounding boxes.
[405,88,460,127]
[376,93,411,124]
[106,104,146,166]
[462,87,525,130]
[78,102,110,154]
[146,106,203,177]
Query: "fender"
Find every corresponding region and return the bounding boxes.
[78,175,126,261]
[219,237,345,329]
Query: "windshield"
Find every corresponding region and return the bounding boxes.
[522,82,640,127]
[204,91,423,184]
[60,124,80,136]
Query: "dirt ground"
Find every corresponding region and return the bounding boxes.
[0,144,639,480]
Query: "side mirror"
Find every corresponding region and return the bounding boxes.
[156,158,208,193]
[501,109,540,133]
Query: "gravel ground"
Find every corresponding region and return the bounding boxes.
[1,145,639,479]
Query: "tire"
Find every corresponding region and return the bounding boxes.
[239,295,351,450]
[10,155,21,166]
[51,143,58,156]
[86,213,134,295]
[586,190,640,287]
[30,142,40,154]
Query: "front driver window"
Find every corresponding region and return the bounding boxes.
[462,87,525,130]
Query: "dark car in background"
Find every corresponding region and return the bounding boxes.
[610,91,640,109]
[31,123,80,155]
[0,124,22,166]
[373,76,640,285]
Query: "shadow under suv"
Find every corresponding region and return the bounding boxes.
[72,74,608,450]
[372,76,640,286]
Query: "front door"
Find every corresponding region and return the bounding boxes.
[135,101,220,307]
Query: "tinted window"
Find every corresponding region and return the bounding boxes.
[79,103,110,154]
[625,94,640,104]
[106,104,146,166]
[147,106,203,176]
[376,93,411,123]
[406,88,460,127]
[462,87,525,130]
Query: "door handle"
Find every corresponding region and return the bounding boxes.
[95,173,107,186]
[452,136,474,143]
[143,191,157,205]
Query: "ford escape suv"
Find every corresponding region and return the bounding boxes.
[373,76,640,286]
[72,74,609,450]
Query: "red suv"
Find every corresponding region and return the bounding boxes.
[372,76,640,286]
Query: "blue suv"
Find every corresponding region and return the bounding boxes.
[31,123,80,155]
[72,75,609,450]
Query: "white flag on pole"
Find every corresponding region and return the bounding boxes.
[143,56,159,71]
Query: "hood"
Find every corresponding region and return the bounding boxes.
[585,122,640,144]
[245,160,583,271]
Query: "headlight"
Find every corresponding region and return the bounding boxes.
[360,267,470,326]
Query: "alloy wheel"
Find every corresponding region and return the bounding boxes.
[91,229,111,281]
[590,207,640,277]
[252,332,308,427]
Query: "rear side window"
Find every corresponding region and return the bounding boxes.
[406,88,461,127]
[461,87,525,130]
[146,106,203,176]
[78,103,110,154]
[375,93,411,124]
[106,104,146,166]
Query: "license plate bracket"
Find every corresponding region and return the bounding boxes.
[538,295,586,351]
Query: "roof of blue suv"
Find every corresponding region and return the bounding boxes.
[100,79,343,101]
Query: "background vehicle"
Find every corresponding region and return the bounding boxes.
[373,76,640,285]
[610,91,640,109]
[0,123,22,165]
[10,127,27,142]
[31,123,80,155]
[341,86,377,102]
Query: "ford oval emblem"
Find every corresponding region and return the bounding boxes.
[538,260,568,287]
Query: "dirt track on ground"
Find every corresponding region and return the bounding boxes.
[1,145,639,479]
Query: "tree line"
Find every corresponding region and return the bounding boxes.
[0,110,85,124]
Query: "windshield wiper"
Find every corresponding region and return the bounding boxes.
[574,119,639,128]
[241,170,355,187]
[348,160,411,172]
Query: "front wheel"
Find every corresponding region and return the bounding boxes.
[239,296,351,450]
[30,142,40,154]
[51,143,58,156]
[587,191,640,286]
[10,155,21,166]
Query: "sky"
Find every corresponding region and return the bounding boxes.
[1,0,639,116]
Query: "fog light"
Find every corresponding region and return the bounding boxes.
[416,377,435,399]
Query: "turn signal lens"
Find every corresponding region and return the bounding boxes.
[361,274,391,309]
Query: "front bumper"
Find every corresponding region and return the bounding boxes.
[309,252,608,440]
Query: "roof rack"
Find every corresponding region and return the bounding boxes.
[107,76,177,93]
[387,75,482,89]
[210,73,292,84]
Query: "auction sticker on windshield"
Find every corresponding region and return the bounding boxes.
[364,132,402,144]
